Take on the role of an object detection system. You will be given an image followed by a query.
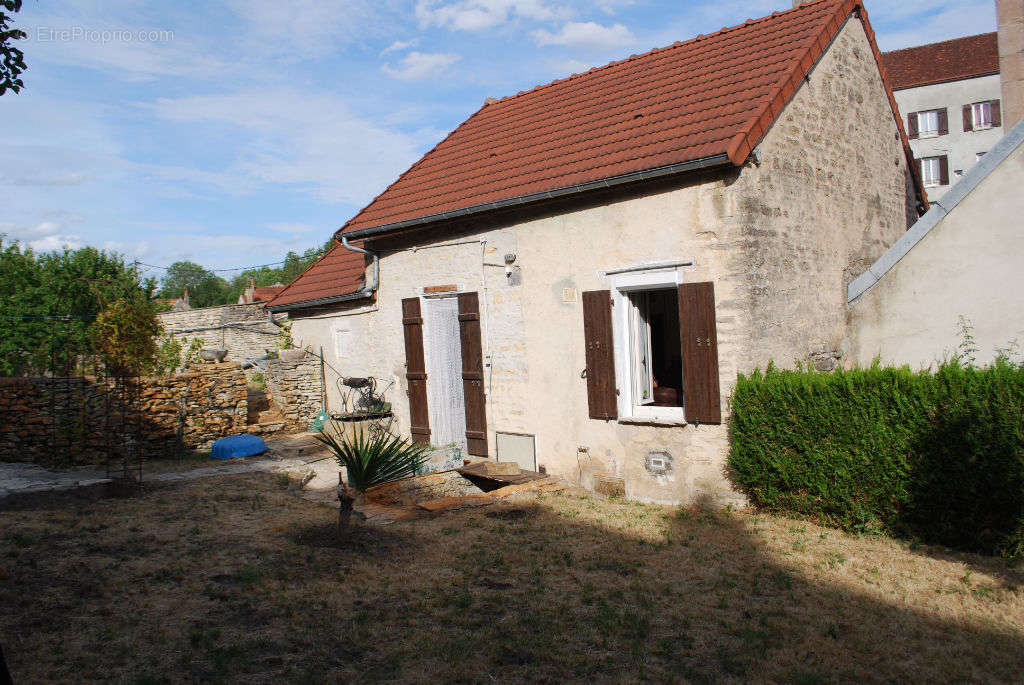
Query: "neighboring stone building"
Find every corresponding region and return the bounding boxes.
[158,302,285,366]
[269,0,924,505]
[848,117,1024,368]
[882,33,1004,200]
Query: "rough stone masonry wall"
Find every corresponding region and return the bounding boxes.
[0,363,248,466]
[264,356,322,429]
[724,16,918,374]
[158,303,286,365]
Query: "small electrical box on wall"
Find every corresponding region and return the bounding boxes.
[495,432,537,472]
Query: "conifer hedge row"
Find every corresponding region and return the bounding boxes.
[728,360,1024,558]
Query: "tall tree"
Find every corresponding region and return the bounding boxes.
[0,240,153,375]
[159,261,230,309]
[0,0,27,96]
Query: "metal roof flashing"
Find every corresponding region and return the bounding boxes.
[848,117,1024,305]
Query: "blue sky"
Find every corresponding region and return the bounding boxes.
[1,0,998,280]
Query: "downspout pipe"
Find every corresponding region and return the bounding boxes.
[340,234,379,298]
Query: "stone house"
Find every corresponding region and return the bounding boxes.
[268,0,924,505]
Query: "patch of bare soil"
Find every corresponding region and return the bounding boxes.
[1,474,1022,683]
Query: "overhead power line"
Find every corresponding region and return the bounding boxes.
[135,251,326,274]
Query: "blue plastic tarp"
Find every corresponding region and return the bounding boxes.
[211,435,268,460]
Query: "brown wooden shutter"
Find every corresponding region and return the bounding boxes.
[939,155,949,186]
[457,292,488,456]
[582,290,617,420]
[963,105,974,132]
[907,112,919,139]
[678,282,721,425]
[992,100,1002,127]
[401,297,431,445]
[937,108,949,135]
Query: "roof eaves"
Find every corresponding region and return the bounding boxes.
[267,290,373,313]
[339,152,733,241]
[848,116,1024,304]
[891,70,1000,91]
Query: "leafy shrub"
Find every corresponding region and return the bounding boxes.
[90,299,162,377]
[315,424,428,492]
[154,336,184,375]
[728,359,1024,558]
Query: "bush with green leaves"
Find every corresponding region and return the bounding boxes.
[90,299,162,377]
[315,424,428,493]
[154,336,184,376]
[729,358,1024,558]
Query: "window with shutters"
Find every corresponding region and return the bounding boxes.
[606,266,689,423]
[972,101,994,129]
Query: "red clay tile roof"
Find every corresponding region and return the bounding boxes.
[882,33,999,91]
[339,0,919,237]
[250,285,286,302]
[265,243,366,309]
[274,0,922,310]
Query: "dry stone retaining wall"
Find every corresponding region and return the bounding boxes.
[264,356,322,429]
[0,363,249,466]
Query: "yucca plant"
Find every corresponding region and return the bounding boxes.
[315,423,429,529]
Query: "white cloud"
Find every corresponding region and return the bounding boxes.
[0,215,88,252]
[224,0,385,59]
[867,0,996,50]
[532,21,635,50]
[382,51,461,80]
[595,0,635,14]
[547,57,597,76]
[415,0,569,31]
[148,89,429,205]
[27,235,86,252]
[381,39,419,55]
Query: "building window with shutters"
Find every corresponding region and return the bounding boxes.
[964,100,1000,132]
[920,156,947,187]
[582,266,721,426]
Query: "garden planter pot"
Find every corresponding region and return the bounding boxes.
[199,349,228,363]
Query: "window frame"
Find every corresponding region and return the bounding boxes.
[921,156,943,187]
[917,109,940,138]
[605,263,692,424]
[972,101,993,130]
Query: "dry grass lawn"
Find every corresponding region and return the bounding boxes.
[1,473,1022,683]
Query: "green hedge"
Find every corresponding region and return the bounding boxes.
[728,360,1024,558]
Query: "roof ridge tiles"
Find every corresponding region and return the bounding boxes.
[488,0,841,107]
